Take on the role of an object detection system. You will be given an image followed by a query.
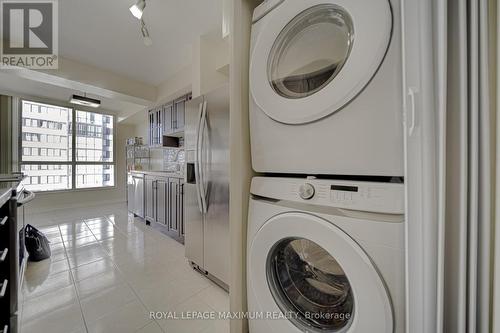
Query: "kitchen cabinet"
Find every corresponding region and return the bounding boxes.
[168,178,182,235]
[148,109,162,147]
[127,176,134,214]
[145,175,155,223]
[172,97,186,134]
[143,174,184,243]
[155,178,167,225]
[162,104,173,136]
[148,94,191,146]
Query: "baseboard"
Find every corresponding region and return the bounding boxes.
[24,199,126,215]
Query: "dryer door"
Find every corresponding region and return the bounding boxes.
[249,212,393,332]
[250,0,392,124]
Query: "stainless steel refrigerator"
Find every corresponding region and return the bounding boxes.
[184,84,230,289]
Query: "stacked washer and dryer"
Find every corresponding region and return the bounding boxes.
[247,0,405,333]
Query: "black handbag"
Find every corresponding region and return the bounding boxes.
[25,224,51,262]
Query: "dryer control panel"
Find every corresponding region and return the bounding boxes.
[251,177,404,215]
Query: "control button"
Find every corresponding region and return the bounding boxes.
[299,183,315,200]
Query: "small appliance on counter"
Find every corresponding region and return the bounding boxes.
[126,137,144,146]
[0,173,36,333]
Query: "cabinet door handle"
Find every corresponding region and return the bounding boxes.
[0,217,6,226]
[0,279,8,298]
[0,248,7,262]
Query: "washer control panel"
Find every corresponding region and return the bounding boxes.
[252,177,404,215]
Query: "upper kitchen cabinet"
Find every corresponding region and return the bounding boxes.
[148,94,191,146]
[173,97,186,133]
[148,107,162,147]
[162,103,173,136]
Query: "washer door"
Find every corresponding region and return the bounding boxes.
[249,212,393,332]
[250,0,392,124]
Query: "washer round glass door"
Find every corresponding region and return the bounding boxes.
[250,0,393,124]
[268,238,354,331]
[248,212,393,332]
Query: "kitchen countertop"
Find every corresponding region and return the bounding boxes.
[129,170,184,179]
[0,180,22,208]
[0,187,12,208]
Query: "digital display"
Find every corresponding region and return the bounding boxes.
[331,185,358,192]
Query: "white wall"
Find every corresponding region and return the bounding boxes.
[24,123,135,213]
[157,66,192,104]
[193,31,230,98]
[125,108,149,140]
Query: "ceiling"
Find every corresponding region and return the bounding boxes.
[59,0,223,86]
[0,71,144,121]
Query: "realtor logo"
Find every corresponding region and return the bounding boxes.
[0,0,58,68]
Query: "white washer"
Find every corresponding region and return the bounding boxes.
[249,0,404,177]
[247,177,405,333]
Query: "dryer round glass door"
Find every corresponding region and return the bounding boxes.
[248,212,393,332]
[250,0,393,124]
[268,4,354,99]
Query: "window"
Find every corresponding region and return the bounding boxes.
[20,100,115,192]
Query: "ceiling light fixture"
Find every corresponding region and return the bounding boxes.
[141,19,153,46]
[129,0,146,20]
[70,94,101,108]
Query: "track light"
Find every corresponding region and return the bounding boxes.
[141,20,153,46]
[70,94,101,108]
[129,0,146,20]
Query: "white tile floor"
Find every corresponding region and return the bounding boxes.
[20,203,230,333]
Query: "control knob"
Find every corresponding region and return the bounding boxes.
[299,183,315,200]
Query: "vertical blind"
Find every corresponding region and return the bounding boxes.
[442,0,495,332]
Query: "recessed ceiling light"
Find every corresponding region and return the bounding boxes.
[129,0,146,20]
[70,94,101,108]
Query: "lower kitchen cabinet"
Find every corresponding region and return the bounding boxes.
[145,176,155,223]
[144,174,184,243]
[168,178,181,236]
[156,178,168,225]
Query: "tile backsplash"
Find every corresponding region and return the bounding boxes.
[163,149,185,173]
[149,137,185,174]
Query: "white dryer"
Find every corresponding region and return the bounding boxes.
[249,0,404,177]
[247,177,405,333]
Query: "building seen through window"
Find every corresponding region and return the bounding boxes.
[20,100,115,192]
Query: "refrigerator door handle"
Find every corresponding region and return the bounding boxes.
[198,100,208,214]
[194,101,204,214]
